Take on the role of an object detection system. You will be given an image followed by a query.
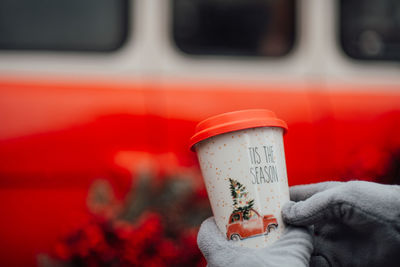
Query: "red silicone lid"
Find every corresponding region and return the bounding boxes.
[189,109,288,151]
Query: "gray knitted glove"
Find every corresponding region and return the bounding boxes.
[197,217,313,267]
[282,181,400,267]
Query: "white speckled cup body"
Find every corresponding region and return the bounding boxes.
[195,127,290,248]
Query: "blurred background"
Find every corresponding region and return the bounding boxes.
[0,0,399,266]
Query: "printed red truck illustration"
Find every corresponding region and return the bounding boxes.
[226,209,278,241]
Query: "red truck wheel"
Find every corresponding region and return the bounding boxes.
[230,234,241,241]
[267,224,278,233]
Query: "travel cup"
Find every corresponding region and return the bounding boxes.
[190,109,290,248]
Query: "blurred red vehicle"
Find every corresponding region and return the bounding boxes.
[0,0,399,266]
[226,209,278,241]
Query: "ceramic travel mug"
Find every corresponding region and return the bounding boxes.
[190,109,290,248]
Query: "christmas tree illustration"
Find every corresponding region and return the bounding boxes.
[229,178,255,220]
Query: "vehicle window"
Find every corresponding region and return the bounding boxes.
[172,0,296,57]
[231,213,241,223]
[0,0,129,52]
[249,210,258,220]
[339,0,400,61]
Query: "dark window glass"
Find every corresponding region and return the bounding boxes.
[0,0,129,52]
[231,213,241,222]
[340,0,400,61]
[172,0,296,57]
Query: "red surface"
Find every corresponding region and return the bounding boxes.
[0,78,399,266]
[0,188,89,267]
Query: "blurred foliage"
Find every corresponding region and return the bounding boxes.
[38,166,211,267]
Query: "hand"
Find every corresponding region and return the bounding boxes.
[197,217,313,267]
[282,181,400,267]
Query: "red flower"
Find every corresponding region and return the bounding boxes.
[46,165,211,267]
[53,242,70,261]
